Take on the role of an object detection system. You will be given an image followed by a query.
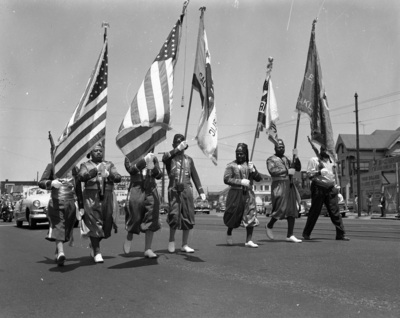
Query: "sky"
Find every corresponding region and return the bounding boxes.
[1,0,399,192]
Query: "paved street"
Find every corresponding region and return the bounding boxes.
[0,212,399,318]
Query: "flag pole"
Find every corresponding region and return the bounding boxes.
[183,6,204,139]
[250,57,274,161]
[101,21,109,159]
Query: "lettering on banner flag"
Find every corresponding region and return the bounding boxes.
[192,9,218,165]
[256,58,279,145]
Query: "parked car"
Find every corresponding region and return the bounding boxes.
[300,199,312,216]
[201,200,211,214]
[322,195,347,218]
[216,201,226,213]
[14,187,51,229]
[194,198,210,214]
[159,202,169,215]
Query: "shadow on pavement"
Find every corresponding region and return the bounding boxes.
[108,256,159,269]
[38,255,116,273]
[156,249,205,263]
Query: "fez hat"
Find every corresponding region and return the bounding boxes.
[173,134,185,145]
[86,143,103,159]
[275,139,285,147]
[235,143,249,162]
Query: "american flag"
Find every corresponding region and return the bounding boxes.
[116,14,184,164]
[53,39,108,178]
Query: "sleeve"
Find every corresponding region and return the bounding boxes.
[223,163,242,186]
[250,166,262,182]
[38,163,54,190]
[72,166,84,209]
[294,157,302,171]
[306,157,320,179]
[267,157,286,176]
[189,158,204,195]
[149,156,163,180]
[107,162,121,183]
[124,157,146,175]
[77,162,97,182]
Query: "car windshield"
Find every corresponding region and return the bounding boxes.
[28,188,50,196]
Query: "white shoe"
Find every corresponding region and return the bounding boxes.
[286,235,302,243]
[226,235,233,245]
[123,238,132,254]
[144,249,158,259]
[245,241,258,248]
[266,225,275,240]
[181,245,194,253]
[168,241,175,253]
[94,253,104,263]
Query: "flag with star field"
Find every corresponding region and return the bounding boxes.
[116,13,185,164]
[53,38,108,178]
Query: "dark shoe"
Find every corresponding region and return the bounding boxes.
[336,236,350,241]
[302,234,311,240]
[57,252,66,266]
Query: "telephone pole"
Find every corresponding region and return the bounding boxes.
[355,92,361,217]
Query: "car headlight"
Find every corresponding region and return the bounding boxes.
[33,200,40,208]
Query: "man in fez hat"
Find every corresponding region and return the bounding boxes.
[266,138,302,243]
[162,133,206,253]
[77,143,122,263]
[223,142,262,247]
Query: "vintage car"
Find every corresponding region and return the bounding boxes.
[194,198,211,214]
[216,201,226,213]
[159,202,169,215]
[14,187,51,229]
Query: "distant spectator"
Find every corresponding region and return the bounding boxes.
[379,193,386,217]
[354,195,358,214]
[367,194,372,215]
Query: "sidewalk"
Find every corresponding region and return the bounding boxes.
[345,211,400,220]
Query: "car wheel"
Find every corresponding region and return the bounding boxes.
[16,220,23,227]
[29,217,36,229]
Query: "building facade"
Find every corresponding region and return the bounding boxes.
[335,127,400,213]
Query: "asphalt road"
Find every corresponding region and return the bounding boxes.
[0,212,399,318]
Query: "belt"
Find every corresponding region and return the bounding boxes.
[130,181,156,187]
[272,176,289,181]
[230,186,243,190]
[85,184,114,191]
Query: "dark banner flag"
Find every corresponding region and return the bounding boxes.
[295,19,336,158]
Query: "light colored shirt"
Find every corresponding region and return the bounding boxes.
[306,157,336,182]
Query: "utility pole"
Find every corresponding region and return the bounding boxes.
[355,92,361,217]
[157,152,166,203]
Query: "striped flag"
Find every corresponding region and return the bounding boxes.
[193,8,218,165]
[116,13,184,164]
[256,58,279,145]
[53,38,108,178]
